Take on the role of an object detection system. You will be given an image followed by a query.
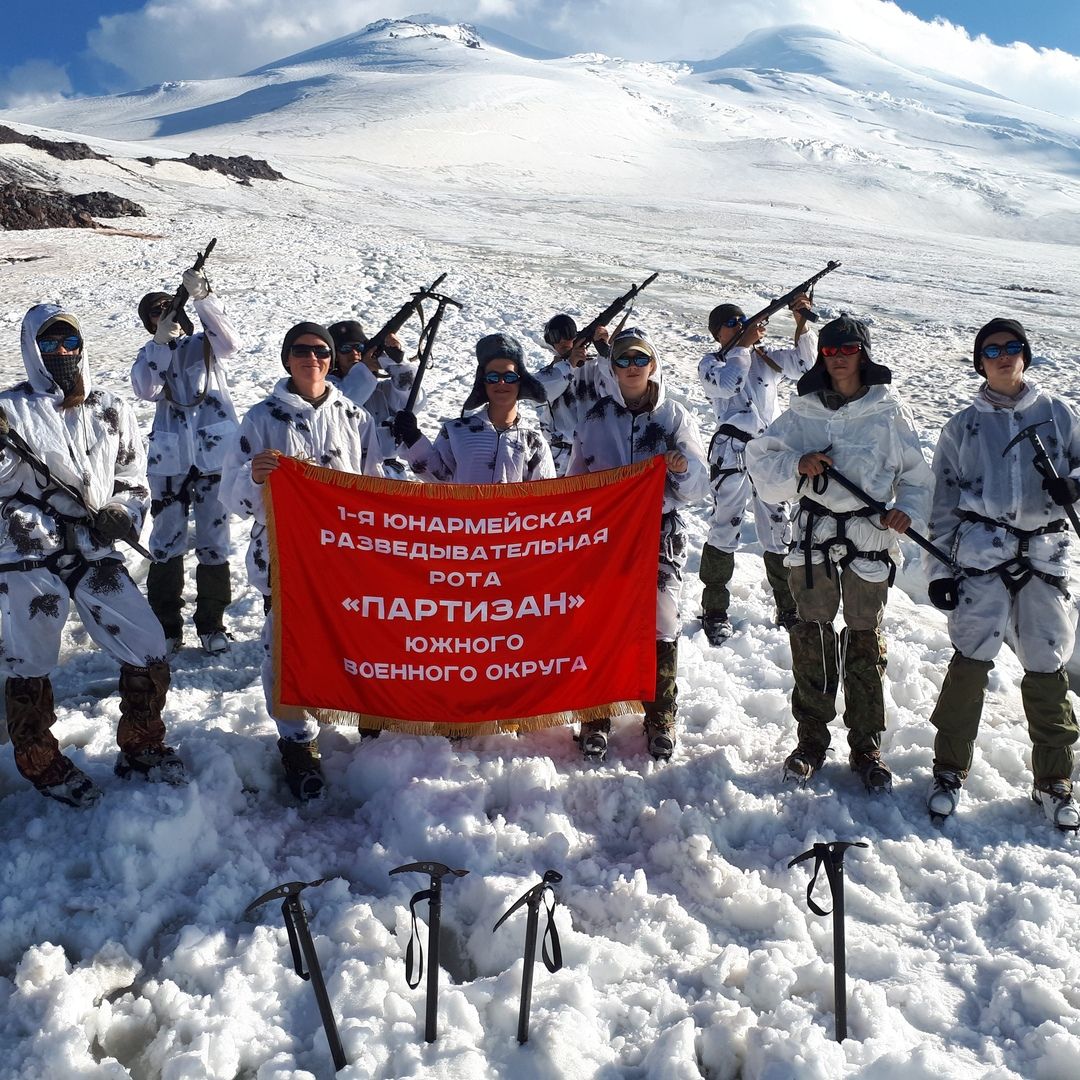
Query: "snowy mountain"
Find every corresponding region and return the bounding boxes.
[1,16,1080,1080]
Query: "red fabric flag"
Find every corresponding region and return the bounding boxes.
[266,456,666,735]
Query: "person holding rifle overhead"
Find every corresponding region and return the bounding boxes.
[327,319,418,480]
[0,304,184,807]
[923,318,1079,831]
[746,315,931,793]
[697,293,816,643]
[392,333,555,484]
[534,314,609,476]
[133,245,241,656]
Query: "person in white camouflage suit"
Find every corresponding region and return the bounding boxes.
[132,264,241,655]
[0,304,183,808]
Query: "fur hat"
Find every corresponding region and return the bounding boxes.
[281,322,335,371]
[797,314,891,396]
[973,317,1031,376]
[708,303,746,336]
[462,333,546,411]
[138,292,193,336]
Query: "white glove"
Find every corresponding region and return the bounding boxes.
[182,267,211,301]
[154,308,182,345]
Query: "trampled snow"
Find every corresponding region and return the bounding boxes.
[0,16,1079,1080]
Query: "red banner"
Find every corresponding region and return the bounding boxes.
[265,456,665,735]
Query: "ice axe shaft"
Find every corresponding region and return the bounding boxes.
[821,464,956,571]
[403,287,463,416]
[390,861,469,1042]
[493,870,564,1043]
[1002,422,1080,538]
[244,878,347,1072]
[789,841,868,1042]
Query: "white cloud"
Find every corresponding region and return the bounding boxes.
[0,59,74,109]
[84,0,1080,120]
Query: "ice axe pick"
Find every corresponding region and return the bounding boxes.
[1002,421,1080,538]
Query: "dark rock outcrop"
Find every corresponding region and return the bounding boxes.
[0,124,107,161]
[0,181,145,230]
[139,152,285,182]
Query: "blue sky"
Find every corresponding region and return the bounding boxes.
[1,1,1079,114]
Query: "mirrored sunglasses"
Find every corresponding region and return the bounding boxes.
[613,353,652,368]
[38,335,82,354]
[981,341,1025,359]
[820,343,862,358]
[337,342,366,355]
[484,371,521,384]
[289,344,332,359]
[720,316,745,329]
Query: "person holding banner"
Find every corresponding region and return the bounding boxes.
[220,322,383,801]
[392,333,555,484]
[566,326,709,761]
[327,319,418,480]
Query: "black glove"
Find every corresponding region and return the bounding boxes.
[1042,475,1080,506]
[928,578,960,611]
[392,410,421,448]
[93,506,133,542]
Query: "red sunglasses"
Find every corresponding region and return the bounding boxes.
[820,343,862,358]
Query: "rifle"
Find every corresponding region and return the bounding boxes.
[719,260,841,358]
[575,272,659,357]
[2,423,153,560]
[365,273,449,365]
[165,237,217,326]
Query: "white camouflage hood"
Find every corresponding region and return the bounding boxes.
[20,302,93,399]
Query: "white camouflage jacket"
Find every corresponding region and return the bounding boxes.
[220,378,383,593]
[402,407,555,484]
[333,357,425,462]
[746,384,932,582]
[131,294,241,476]
[929,381,1080,582]
[0,303,149,564]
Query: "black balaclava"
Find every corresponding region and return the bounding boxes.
[37,319,83,394]
[328,320,367,376]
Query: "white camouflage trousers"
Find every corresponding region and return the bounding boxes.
[149,473,231,564]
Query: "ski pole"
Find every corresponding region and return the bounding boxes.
[493,870,564,1043]
[2,423,153,560]
[244,878,347,1072]
[390,860,470,1042]
[820,463,956,571]
[1002,421,1080,538]
[789,841,868,1042]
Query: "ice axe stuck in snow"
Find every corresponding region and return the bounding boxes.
[1003,421,1080,538]
[492,869,564,1044]
[789,841,869,1042]
[244,878,348,1072]
[390,860,470,1043]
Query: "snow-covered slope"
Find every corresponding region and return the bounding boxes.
[1,16,1079,1080]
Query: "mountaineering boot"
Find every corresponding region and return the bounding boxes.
[194,561,232,652]
[278,737,326,801]
[763,550,798,630]
[643,639,679,761]
[578,721,609,762]
[783,743,826,786]
[850,749,893,794]
[1032,779,1080,832]
[115,662,185,784]
[40,765,104,809]
[701,612,734,645]
[147,554,185,642]
[927,767,965,822]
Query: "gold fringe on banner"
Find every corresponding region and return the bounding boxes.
[292,455,657,501]
[277,699,645,737]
